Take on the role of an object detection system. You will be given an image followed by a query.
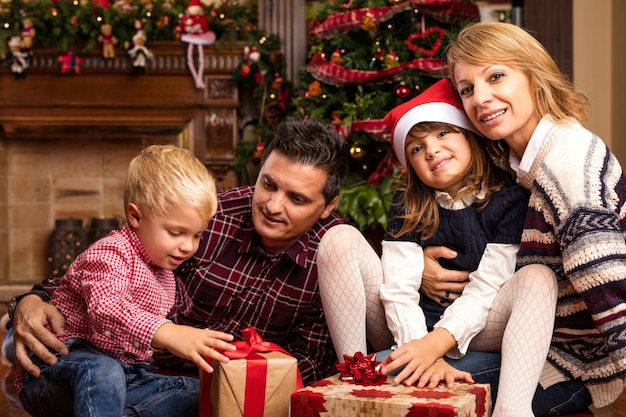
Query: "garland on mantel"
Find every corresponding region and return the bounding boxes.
[0,0,287,89]
[1,0,291,120]
[0,0,257,57]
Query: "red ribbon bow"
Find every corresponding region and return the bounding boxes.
[336,351,385,384]
[200,327,303,417]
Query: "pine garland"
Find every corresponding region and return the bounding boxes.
[0,0,258,58]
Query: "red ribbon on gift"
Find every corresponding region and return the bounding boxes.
[227,327,303,416]
[201,327,303,417]
[336,351,386,384]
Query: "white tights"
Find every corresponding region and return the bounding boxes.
[470,263,557,417]
[317,225,557,417]
[317,224,393,358]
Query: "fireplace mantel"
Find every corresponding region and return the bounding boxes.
[0,42,245,288]
[0,41,243,187]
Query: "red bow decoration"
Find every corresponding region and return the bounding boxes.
[336,352,385,384]
[58,51,83,74]
[200,327,303,417]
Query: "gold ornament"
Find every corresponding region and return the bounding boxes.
[350,144,365,159]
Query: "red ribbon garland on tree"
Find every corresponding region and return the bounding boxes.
[309,0,479,41]
[305,51,446,85]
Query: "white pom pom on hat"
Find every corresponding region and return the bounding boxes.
[384,78,480,169]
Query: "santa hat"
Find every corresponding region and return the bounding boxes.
[187,0,202,10]
[384,78,480,169]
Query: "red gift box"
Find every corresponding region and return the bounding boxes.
[200,327,303,417]
[290,373,491,417]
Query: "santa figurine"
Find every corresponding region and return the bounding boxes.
[127,30,154,72]
[7,36,29,79]
[178,0,216,89]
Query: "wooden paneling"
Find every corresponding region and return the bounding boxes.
[0,42,243,187]
[523,0,573,80]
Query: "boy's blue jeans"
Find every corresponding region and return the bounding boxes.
[20,339,199,417]
[376,349,592,416]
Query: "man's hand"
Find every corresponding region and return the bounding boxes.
[421,246,470,305]
[13,295,67,378]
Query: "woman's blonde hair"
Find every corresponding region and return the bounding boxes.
[446,22,589,123]
[124,144,217,222]
[393,122,512,240]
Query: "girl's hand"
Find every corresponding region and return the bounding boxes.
[152,323,236,374]
[416,359,474,389]
[380,329,459,387]
[380,339,441,386]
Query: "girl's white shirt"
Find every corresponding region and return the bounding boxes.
[379,187,519,358]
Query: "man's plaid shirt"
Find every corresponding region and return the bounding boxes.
[36,186,343,385]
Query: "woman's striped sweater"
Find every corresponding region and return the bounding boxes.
[516,120,626,408]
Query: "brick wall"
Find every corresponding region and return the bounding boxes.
[0,135,179,287]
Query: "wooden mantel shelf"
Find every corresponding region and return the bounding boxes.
[0,41,244,185]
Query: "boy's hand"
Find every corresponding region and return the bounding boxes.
[152,323,236,374]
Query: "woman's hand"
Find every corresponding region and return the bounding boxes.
[13,295,68,378]
[421,246,470,305]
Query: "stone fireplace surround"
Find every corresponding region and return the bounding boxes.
[0,42,243,302]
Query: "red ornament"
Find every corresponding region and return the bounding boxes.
[396,85,411,99]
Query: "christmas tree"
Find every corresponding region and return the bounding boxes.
[293,0,479,232]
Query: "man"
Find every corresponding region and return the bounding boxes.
[9,118,348,385]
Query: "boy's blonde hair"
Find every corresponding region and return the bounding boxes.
[124,145,217,222]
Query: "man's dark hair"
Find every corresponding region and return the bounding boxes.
[261,118,348,204]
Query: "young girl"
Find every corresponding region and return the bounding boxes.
[318,79,557,417]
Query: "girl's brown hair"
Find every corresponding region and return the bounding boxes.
[393,122,512,240]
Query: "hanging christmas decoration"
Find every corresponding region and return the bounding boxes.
[395,84,411,99]
[232,45,262,89]
[383,51,399,69]
[330,48,344,66]
[349,143,365,159]
[405,27,446,58]
[177,0,216,89]
[306,80,322,98]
